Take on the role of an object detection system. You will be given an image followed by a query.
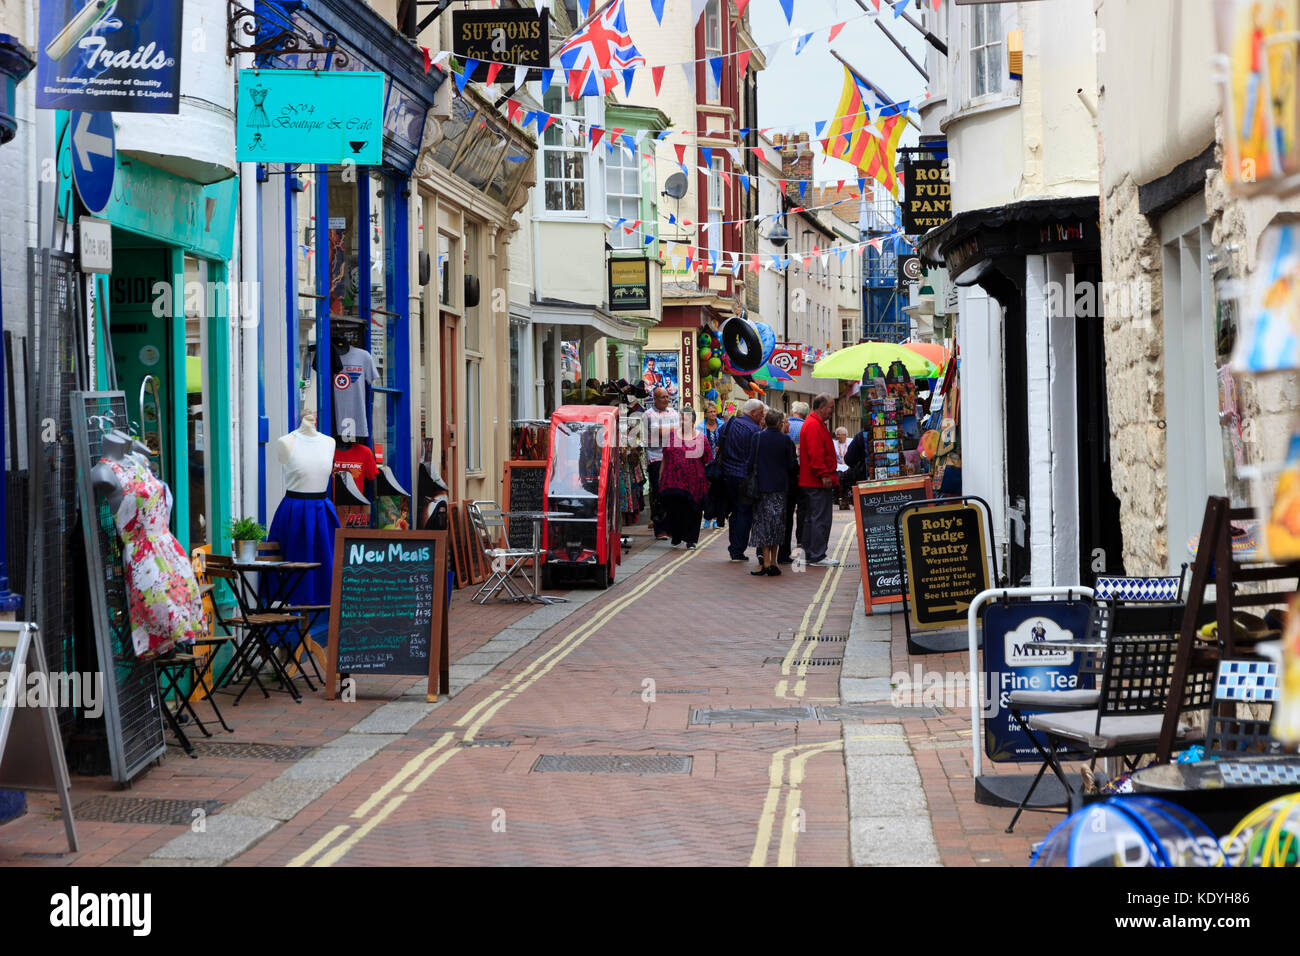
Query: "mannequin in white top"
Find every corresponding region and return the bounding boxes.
[276,410,336,495]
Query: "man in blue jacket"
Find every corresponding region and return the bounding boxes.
[717,398,765,561]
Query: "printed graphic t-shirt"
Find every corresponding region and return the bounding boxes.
[332,347,379,438]
[333,442,378,488]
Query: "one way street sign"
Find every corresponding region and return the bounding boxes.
[70,111,115,215]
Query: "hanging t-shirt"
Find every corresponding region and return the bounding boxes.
[332,346,379,439]
[333,442,378,488]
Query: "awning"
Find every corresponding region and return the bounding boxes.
[916,196,1100,283]
[532,302,649,346]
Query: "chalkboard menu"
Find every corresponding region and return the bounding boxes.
[325,530,448,700]
[852,478,932,610]
[503,460,546,550]
[901,501,991,630]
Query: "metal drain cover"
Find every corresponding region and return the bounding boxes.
[777,632,849,642]
[533,754,692,774]
[763,656,843,666]
[74,796,224,825]
[189,741,317,761]
[816,703,945,719]
[690,706,819,724]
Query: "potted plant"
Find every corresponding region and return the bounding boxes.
[229,517,267,564]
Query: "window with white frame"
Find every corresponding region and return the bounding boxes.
[704,0,722,103]
[969,3,1003,100]
[706,157,724,258]
[606,137,641,249]
[465,357,481,473]
[543,86,585,211]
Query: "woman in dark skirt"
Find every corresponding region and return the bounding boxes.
[658,407,713,549]
[750,408,796,576]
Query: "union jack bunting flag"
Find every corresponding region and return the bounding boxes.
[556,0,646,97]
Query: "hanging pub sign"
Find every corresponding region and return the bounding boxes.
[235,69,384,165]
[609,257,651,311]
[899,255,922,286]
[903,159,951,235]
[452,8,549,80]
[36,0,183,113]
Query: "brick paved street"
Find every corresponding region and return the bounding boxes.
[0,514,1081,867]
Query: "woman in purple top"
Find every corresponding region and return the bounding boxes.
[658,407,713,549]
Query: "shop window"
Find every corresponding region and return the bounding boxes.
[509,324,522,423]
[464,222,480,352]
[542,86,586,212]
[969,3,1004,100]
[606,139,642,249]
[369,170,389,457]
[465,357,481,473]
[1160,197,1225,571]
[704,0,722,103]
[438,232,456,308]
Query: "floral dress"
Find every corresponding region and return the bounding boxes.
[102,453,203,659]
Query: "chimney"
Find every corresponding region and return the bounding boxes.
[776,132,811,204]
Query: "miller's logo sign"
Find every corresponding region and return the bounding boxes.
[1002,617,1073,666]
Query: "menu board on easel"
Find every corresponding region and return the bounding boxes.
[0,622,78,851]
[852,477,933,610]
[325,530,448,700]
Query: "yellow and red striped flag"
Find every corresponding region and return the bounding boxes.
[822,66,910,196]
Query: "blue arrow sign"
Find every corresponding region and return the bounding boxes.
[70,110,115,215]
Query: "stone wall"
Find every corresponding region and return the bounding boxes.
[1102,119,1300,574]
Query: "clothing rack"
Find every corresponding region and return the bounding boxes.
[1157,496,1299,762]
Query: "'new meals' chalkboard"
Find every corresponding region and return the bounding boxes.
[852,478,933,610]
[325,529,449,701]
[503,460,546,550]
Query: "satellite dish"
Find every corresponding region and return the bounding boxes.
[663,172,688,200]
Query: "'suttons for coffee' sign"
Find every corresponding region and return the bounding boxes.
[452,8,549,77]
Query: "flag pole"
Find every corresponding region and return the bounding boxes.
[874,17,928,81]
[829,49,922,131]
[852,0,948,58]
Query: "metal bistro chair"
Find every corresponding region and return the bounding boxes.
[255,541,328,688]
[205,554,306,704]
[467,500,539,604]
[1205,659,1281,758]
[155,549,236,738]
[1004,574,1186,832]
[1027,630,1216,800]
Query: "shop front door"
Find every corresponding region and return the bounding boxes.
[440,313,459,501]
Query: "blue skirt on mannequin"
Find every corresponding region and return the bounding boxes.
[263,492,339,645]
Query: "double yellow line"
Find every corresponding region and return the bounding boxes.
[287,534,715,868]
[775,522,855,701]
[749,738,844,867]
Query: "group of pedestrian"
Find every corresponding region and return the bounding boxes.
[640,388,842,578]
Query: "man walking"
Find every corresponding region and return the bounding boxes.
[719,398,764,561]
[643,387,679,540]
[778,401,810,564]
[798,393,839,567]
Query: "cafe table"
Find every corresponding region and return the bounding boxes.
[501,510,573,604]
[211,557,322,702]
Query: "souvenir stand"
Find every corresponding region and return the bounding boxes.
[541,406,622,590]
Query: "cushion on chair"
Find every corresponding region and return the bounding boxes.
[1007,689,1099,710]
[1027,709,1192,749]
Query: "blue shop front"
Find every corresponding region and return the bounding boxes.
[252,0,442,529]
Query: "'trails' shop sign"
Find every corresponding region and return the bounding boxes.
[452,8,549,79]
[235,70,384,165]
[902,159,950,235]
[36,0,183,114]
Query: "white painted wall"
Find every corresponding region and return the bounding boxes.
[957,283,1007,578]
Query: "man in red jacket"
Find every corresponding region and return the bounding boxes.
[798,393,840,566]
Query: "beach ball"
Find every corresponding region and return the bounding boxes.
[700,347,712,362]
[705,388,719,402]
[1223,793,1300,866]
[753,320,777,366]
[698,331,711,345]
[1032,797,1222,867]
[709,356,722,372]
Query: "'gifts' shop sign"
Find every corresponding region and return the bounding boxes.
[235,70,385,166]
[37,0,183,113]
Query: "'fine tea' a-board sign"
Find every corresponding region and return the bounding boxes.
[0,622,78,851]
[503,460,546,550]
[326,530,448,701]
[852,477,933,610]
[901,500,991,631]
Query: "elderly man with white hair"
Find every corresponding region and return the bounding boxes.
[715,397,765,561]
